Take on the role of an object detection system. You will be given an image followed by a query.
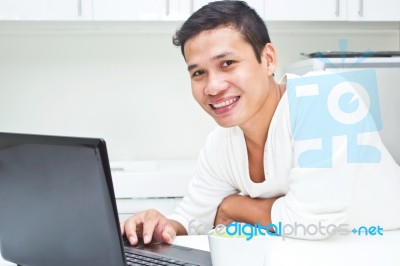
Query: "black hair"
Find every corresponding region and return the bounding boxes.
[172,1,271,63]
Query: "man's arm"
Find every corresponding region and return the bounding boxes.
[214,194,279,226]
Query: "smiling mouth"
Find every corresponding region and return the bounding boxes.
[209,97,240,110]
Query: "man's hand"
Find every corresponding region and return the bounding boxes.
[120,209,186,245]
[214,194,279,226]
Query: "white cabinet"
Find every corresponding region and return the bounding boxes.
[265,0,347,21]
[0,0,92,20]
[348,0,400,21]
[0,1,398,22]
[117,198,183,221]
[192,0,265,19]
[92,0,264,21]
[110,160,197,220]
[92,0,191,20]
[265,0,400,21]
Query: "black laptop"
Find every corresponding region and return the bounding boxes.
[0,132,212,266]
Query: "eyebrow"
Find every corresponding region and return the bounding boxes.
[187,51,233,72]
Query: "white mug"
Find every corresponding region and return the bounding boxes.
[208,224,269,266]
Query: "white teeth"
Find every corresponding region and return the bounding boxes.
[212,97,238,109]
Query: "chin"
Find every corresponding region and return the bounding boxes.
[214,119,238,128]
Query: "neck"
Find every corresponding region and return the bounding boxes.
[241,80,283,149]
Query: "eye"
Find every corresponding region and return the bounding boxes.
[222,60,234,67]
[191,70,205,78]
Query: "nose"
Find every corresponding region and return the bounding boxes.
[204,73,229,96]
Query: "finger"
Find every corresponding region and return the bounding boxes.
[120,220,125,235]
[125,217,140,245]
[161,224,176,244]
[142,213,160,244]
[153,218,176,244]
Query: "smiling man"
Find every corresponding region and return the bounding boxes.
[121,1,400,244]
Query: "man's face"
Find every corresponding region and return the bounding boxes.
[184,26,274,128]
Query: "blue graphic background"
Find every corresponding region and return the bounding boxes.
[287,69,382,167]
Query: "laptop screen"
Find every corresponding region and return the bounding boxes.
[0,132,126,266]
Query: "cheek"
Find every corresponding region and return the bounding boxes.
[232,66,256,83]
[191,84,204,105]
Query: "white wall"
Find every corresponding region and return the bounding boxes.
[0,22,217,161]
[0,21,399,161]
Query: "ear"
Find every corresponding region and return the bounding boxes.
[261,43,278,77]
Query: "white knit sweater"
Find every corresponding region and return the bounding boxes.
[169,73,400,239]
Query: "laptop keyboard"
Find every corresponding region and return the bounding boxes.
[125,251,199,266]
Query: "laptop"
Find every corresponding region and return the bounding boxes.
[0,132,212,266]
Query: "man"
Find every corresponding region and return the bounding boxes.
[121,1,400,245]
